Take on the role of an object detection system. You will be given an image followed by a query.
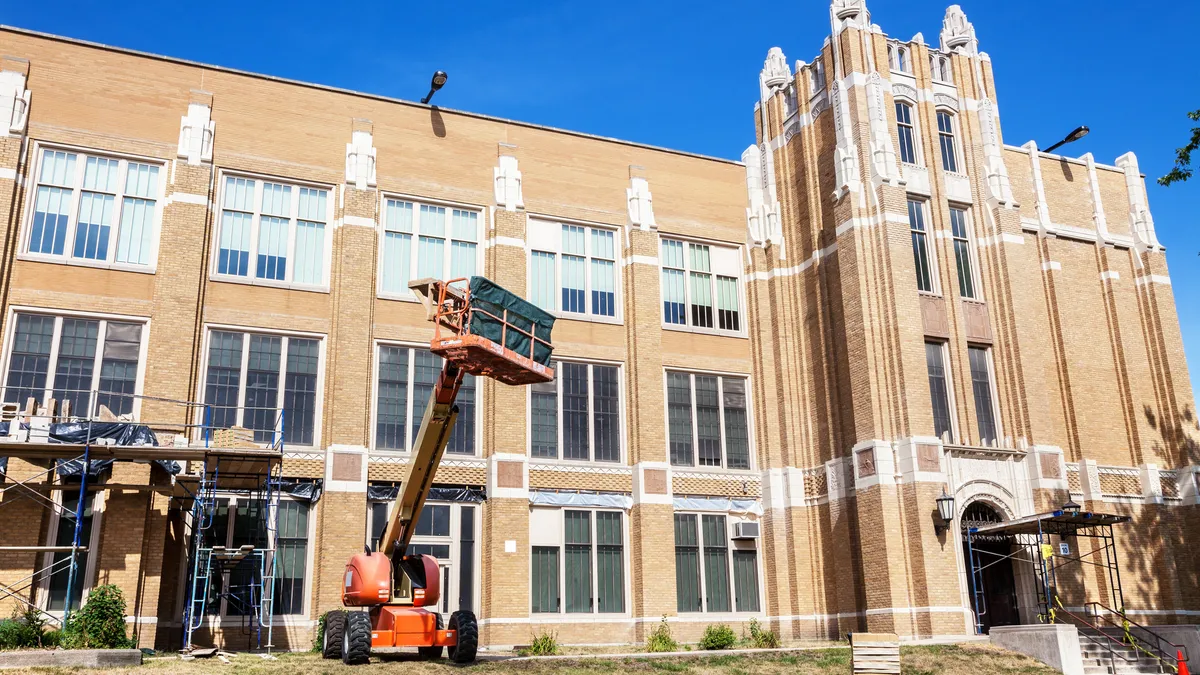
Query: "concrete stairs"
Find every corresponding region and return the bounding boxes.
[1079,630,1169,675]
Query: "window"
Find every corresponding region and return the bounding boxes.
[26,147,163,269]
[931,54,954,84]
[367,497,479,614]
[895,102,918,165]
[949,207,978,299]
[888,44,911,73]
[674,514,759,613]
[528,220,617,318]
[809,59,826,93]
[908,199,934,293]
[200,496,311,616]
[4,312,145,417]
[215,175,330,288]
[203,330,320,445]
[530,361,621,462]
[660,239,742,333]
[968,346,999,445]
[43,492,97,612]
[666,372,751,469]
[374,345,476,454]
[379,198,480,297]
[782,84,798,119]
[530,509,625,615]
[937,111,959,173]
[925,342,953,441]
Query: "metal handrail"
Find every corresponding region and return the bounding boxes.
[1054,602,1137,669]
[1086,602,1187,672]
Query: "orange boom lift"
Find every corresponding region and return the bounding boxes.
[321,277,554,665]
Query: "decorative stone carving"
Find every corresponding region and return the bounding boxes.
[866,73,901,186]
[1082,153,1111,243]
[977,99,1015,207]
[1039,453,1062,480]
[742,145,783,249]
[1115,152,1160,250]
[759,47,792,101]
[626,168,656,230]
[1023,141,1052,231]
[917,444,941,472]
[933,93,959,110]
[0,57,31,137]
[831,0,870,31]
[177,91,215,165]
[494,144,524,211]
[892,83,918,101]
[831,81,861,200]
[940,5,978,54]
[856,448,876,479]
[344,120,377,190]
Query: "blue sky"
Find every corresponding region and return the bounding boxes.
[3,0,1197,395]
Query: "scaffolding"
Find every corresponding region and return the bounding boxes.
[0,386,286,653]
[964,508,1130,634]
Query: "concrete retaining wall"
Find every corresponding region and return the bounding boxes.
[989,624,1083,675]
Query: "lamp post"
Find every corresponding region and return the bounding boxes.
[1061,499,1081,517]
[935,487,956,535]
[1041,125,1089,154]
[421,71,449,105]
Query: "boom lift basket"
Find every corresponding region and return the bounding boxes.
[409,277,555,385]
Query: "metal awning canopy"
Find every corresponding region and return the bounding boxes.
[970,509,1131,537]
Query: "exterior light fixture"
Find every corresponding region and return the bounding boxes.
[1061,499,1082,517]
[421,71,449,105]
[935,488,956,534]
[1041,125,1090,154]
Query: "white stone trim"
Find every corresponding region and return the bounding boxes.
[487,452,529,500]
[976,232,1024,247]
[1135,275,1171,287]
[324,444,368,492]
[620,254,659,267]
[483,235,527,250]
[1100,271,1120,281]
[746,243,837,281]
[1041,261,1061,272]
[0,167,16,181]
[341,215,376,229]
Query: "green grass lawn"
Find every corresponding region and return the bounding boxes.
[10,643,1056,674]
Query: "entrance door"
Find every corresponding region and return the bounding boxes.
[961,502,1020,633]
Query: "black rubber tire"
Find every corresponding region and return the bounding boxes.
[447,610,478,664]
[322,610,346,660]
[418,613,445,659]
[341,611,372,665]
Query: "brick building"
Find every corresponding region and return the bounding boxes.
[0,0,1196,652]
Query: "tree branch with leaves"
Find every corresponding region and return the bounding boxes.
[1158,109,1200,186]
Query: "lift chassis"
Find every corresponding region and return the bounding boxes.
[321,277,554,665]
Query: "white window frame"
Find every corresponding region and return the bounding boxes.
[930,53,954,84]
[967,345,1004,447]
[20,142,167,274]
[673,512,764,616]
[936,109,964,176]
[888,43,912,74]
[366,498,483,618]
[947,204,983,301]
[894,98,923,167]
[924,340,960,443]
[526,216,623,324]
[658,236,747,337]
[525,358,627,465]
[210,171,334,292]
[197,492,316,623]
[528,506,632,620]
[37,485,106,617]
[908,198,941,296]
[376,193,484,302]
[195,325,327,448]
[662,369,756,471]
[368,340,482,457]
[0,307,151,419]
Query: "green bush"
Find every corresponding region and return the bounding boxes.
[746,618,779,649]
[644,616,679,653]
[521,630,559,656]
[699,624,736,651]
[0,607,54,650]
[61,585,134,649]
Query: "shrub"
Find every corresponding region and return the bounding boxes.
[747,618,780,649]
[700,624,736,650]
[61,585,133,649]
[521,630,559,656]
[644,616,679,653]
[0,607,54,650]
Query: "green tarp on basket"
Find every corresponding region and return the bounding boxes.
[467,276,555,366]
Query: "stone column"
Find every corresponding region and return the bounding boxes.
[0,55,31,333]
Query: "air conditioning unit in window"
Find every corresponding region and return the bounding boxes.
[732,521,760,540]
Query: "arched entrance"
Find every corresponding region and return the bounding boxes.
[961,501,1019,632]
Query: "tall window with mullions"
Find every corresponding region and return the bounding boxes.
[908,199,934,293]
[925,342,954,441]
[564,511,592,613]
[895,102,918,164]
[949,207,978,299]
[529,361,620,462]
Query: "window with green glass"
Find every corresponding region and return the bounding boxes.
[674,513,760,613]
